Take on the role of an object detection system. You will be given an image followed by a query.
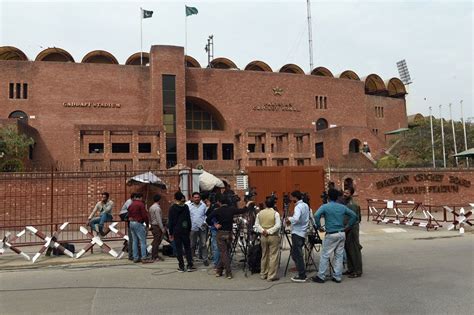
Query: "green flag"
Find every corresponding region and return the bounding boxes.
[142,9,153,19]
[185,5,198,16]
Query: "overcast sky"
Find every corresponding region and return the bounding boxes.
[1,0,472,120]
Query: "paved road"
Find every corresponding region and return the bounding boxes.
[0,223,472,315]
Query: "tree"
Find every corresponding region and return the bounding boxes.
[0,125,34,172]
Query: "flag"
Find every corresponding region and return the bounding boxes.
[142,9,153,19]
[185,5,198,16]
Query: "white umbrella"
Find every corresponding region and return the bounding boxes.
[127,171,167,189]
[199,170,224,191]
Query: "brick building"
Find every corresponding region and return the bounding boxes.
[0,45,407,171]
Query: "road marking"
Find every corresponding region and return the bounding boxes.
[381,228,407,233]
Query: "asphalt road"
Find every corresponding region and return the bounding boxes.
[0,223,472,315]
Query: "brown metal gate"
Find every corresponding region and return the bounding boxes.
[247,166,325,213]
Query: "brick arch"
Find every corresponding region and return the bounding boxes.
[36,47,75,62]
[386,77,407,98]
[0,46,28,61]
[311,66,334,77]
[185,55,201,68]
[125,52,150,65]
[363,74,387,95]
[279,63,304,74]
[244,60,272,72]
[339,70,360,80]
[82,50,118,64]
[186,96,226,131]
[210,57,238,69]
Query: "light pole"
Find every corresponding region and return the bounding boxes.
[460,100,469,167]
[439,105,446,168]
[449,103,458,166]
[429,105,436,168]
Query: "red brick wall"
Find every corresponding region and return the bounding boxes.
[329,168,474,210]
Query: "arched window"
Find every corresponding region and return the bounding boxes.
[349,139,361,153]
[316,118,328,131]
[344,178,354,190]
[9,110,28,122]
[186,103,222,131]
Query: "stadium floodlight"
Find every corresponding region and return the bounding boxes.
[396,59,412,85]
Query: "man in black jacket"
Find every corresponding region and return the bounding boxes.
[168,191,196,272]
[206,193,254,279]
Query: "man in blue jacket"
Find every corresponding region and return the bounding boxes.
[312,188,357,283]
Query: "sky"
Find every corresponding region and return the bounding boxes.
[0,0,472,121]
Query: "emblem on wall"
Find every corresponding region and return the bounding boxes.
[272,87,283,96]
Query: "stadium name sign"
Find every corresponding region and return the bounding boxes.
[63,102,122,109]
[252,103,300,112]
[376,173,471,195]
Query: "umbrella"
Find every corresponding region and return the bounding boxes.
[127,171,167,189]
[453,148,474,158]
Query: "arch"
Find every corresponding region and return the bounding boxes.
[0,46,28,61]
[35,47,74,62]
[8,110,28,122]
[82,50,118,64]
[315,118,328,131]
[185,96,226,131]
[125,52,150,65]
[387,77,407,98]
[244,60,272,72]
[279,64,304,74]
[185,55,201,68]
[210,57,238,69]
[343,177,354,191]
[311,66,334,77]
[339,70,360,81]
[349,139,361,153]
[363,74,387,95]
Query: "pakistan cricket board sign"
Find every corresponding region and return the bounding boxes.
[375,173,471,195]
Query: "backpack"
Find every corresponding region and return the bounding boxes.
[247,242,262,274]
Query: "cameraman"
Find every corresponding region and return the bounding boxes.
[285,190,310,283]
[223,181,240,207]
[254,197,281,281]
[206,193,254,279]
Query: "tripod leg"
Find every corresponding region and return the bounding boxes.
[284,232,293,277]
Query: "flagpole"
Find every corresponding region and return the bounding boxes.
[460,100,469,167]
[439,105,446,168]
[449,103,458,166]
[185,7,188,58]
[140,7,143,66]
[429,105,436,168]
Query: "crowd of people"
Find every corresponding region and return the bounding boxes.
[86,183,363,283]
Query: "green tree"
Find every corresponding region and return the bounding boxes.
[376,155,403,168]
[390,118,473,167]
[0,125,34,172]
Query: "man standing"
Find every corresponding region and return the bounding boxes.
[206,193,254,279]
[120,193,135,260]
[168,191,195,272]
[149,194,166,262]
[312,188,357,283]
[254,197,281,281]
[186,192,209,266]
[127,193,150,263]
[286,190,310,283]
[342,187,363,278]
[88,192,114,236]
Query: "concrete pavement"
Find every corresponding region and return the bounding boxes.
[0,221,472,314]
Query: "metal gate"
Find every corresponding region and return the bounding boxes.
[247,166,325,213]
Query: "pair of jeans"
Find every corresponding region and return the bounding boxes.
[291,234,306,278]
[318,231,346,281]
[174,232,193,269]
[130,221,147,260]
[191,228,208,262]
[216,230,233,276]
[90,213,112,234]
[151,225,164,259]
[210,229,220,267]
